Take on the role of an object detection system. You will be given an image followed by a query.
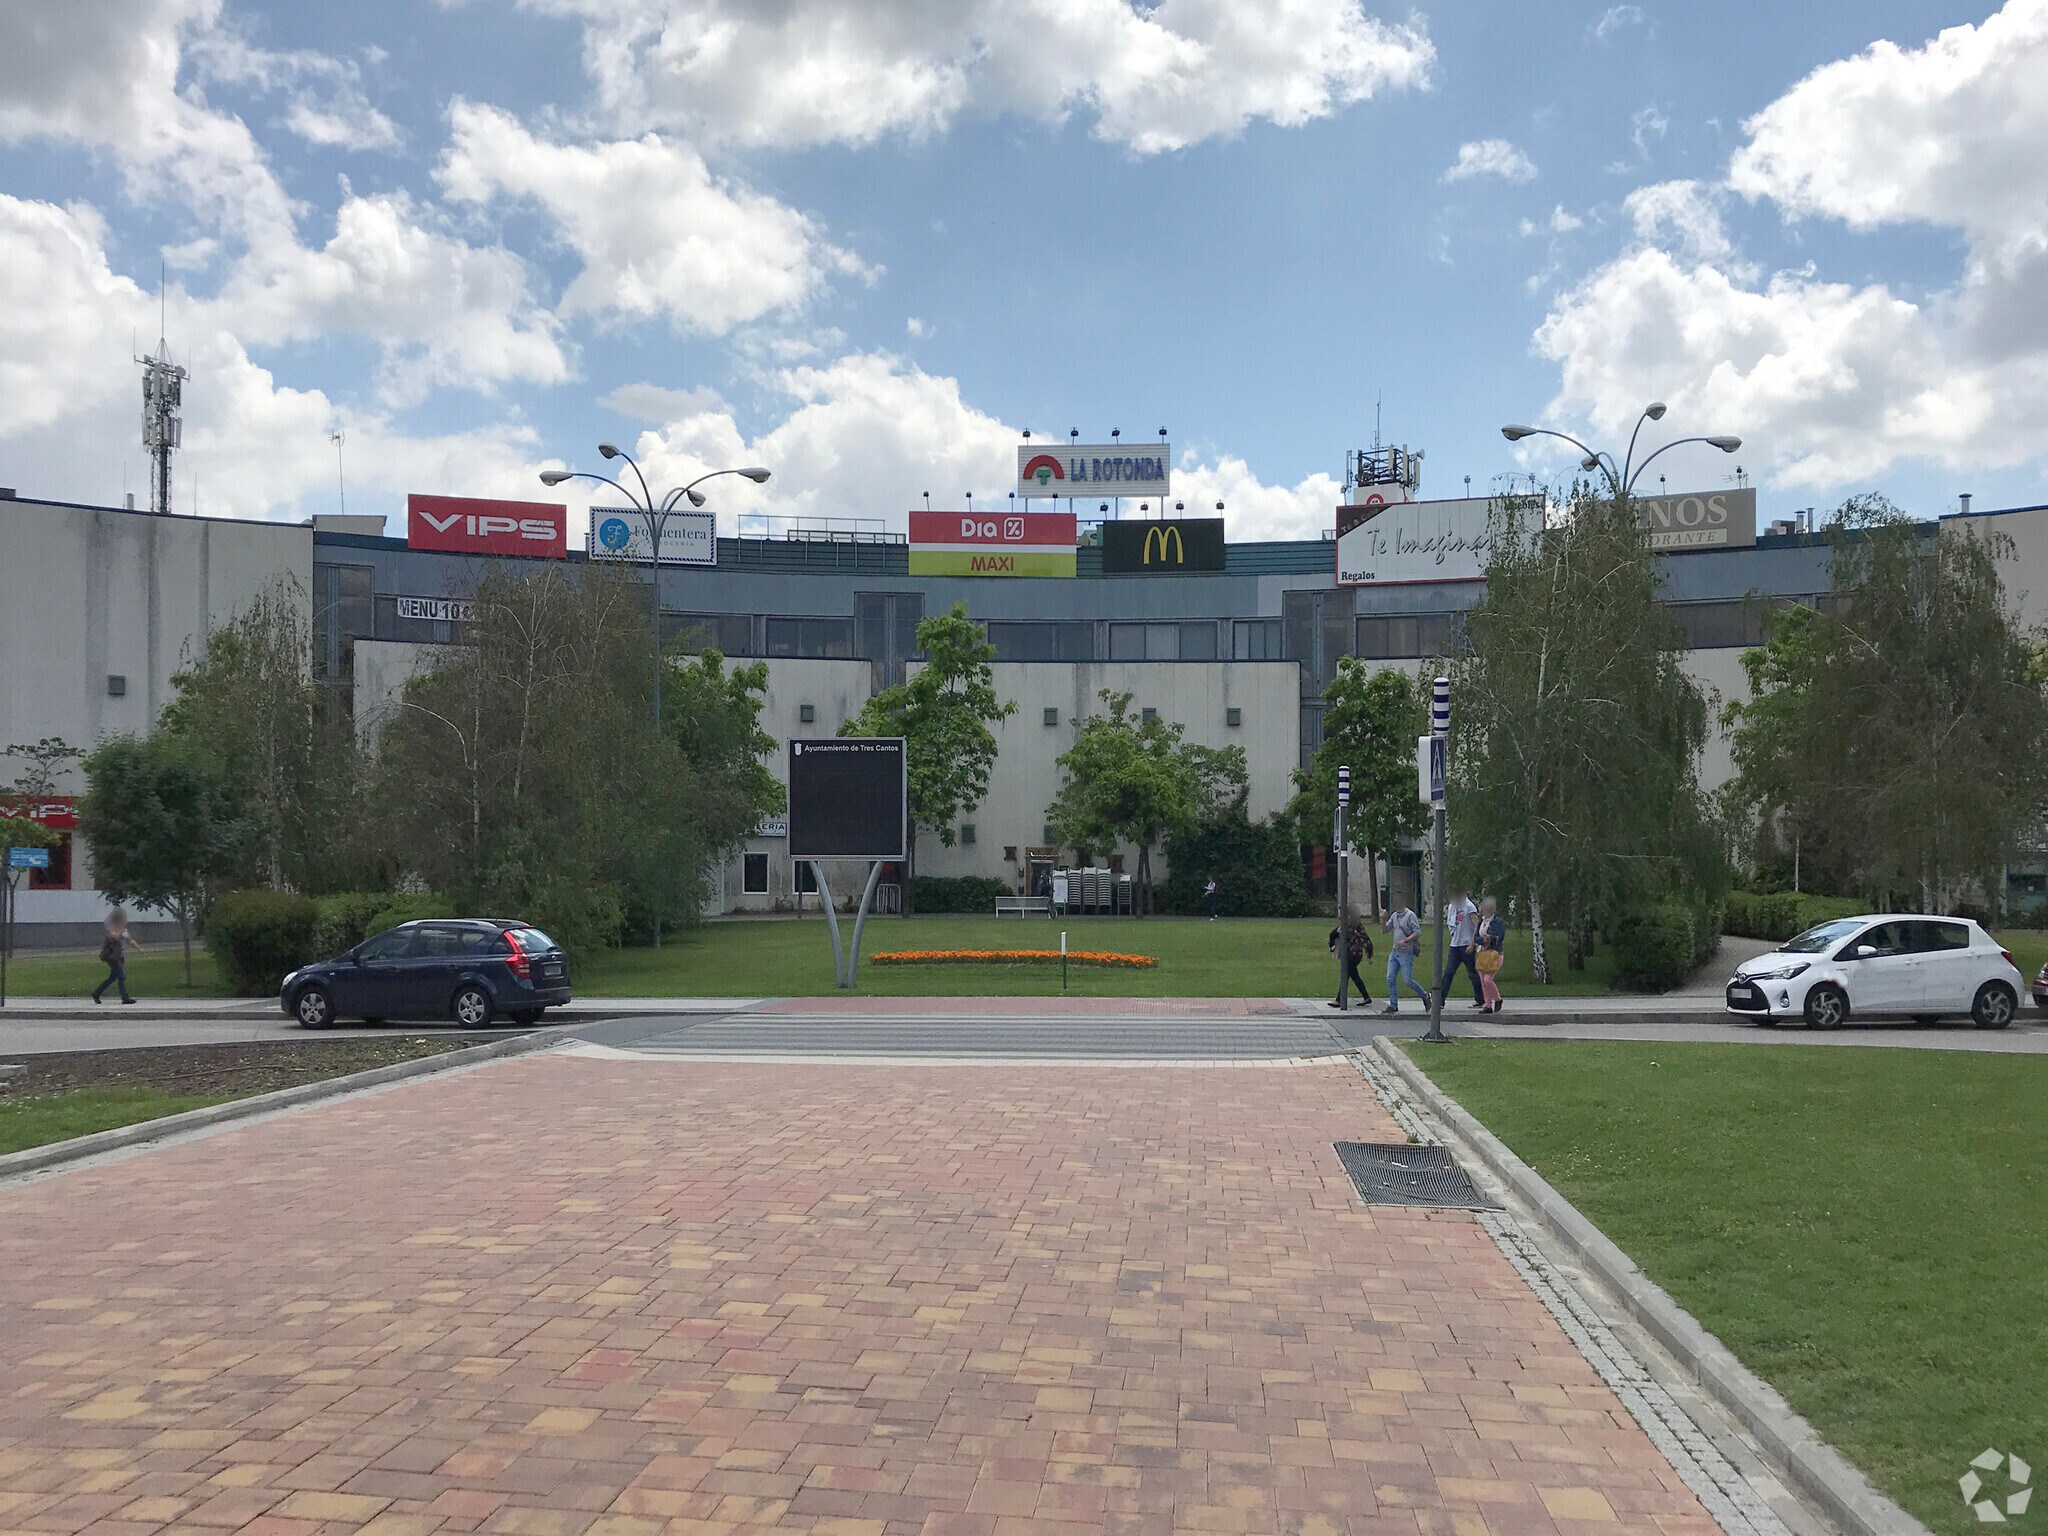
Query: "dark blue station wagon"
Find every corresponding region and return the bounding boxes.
[282,919,571,1029]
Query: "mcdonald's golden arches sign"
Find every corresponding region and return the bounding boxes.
[1100,517,1226,573]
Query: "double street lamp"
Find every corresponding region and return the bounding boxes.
[1500,402,1740,502]
[541,445,770,731]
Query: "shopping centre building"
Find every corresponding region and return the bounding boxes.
[4,458,2044,944]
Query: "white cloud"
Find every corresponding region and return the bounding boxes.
[438,101,871,335]
[906,316,929,339]
[1444,138,1537,183]
[1592,5,1645,42]
[507,0,1433,154]
[1631,104,1668,160]
[1520,205,1583,237]
[601,382,727,421]
[551,350,1337,541]
[193,31,402,152]
[1533,1,2048,490]
[204,188,572,403]
[0,193,546,525]
[0,0,294,243]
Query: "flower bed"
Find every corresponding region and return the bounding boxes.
[870,948,1158,970]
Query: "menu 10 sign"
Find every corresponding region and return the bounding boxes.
[908,510,1077,577]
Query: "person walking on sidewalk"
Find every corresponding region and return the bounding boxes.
[1474,896,1507,1014]
[1203,876,1220,921]
[1327,910,1373,1007]
[1381,900,1431,1013]
[1438,887,1485,1010]
[92,907,142,1005]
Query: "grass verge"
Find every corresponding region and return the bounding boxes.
[1403,1040,2047,1536]
[0,1036,488,1157]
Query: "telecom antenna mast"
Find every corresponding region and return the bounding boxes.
[137,294,186,516]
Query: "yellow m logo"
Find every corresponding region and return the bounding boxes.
[1141,525,1185,565]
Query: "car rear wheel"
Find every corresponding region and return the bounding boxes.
[1804,984,1848,1030]
[295,985,334,1030]
[1971,982,2017,1031]
[451,985,493,1029]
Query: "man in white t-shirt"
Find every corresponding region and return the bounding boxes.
[1437,888,1485,1009]
[1381,902,1430,1012]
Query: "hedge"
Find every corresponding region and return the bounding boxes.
[205,889,320,996]
[908,876,1015,913]
[1609,903,1700,992]
[1159,811,1312,918]
[1723,890,1865,942]
[365,892,455,936]
[311,892,392,959]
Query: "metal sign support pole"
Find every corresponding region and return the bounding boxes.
[812,862,845,987]
[1421,678,1451,1045]
[1335,804,1349,1010]
[1,871,13,1008]
[843,861,886,989]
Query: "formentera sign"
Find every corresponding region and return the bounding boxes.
[1336,496,1496,585]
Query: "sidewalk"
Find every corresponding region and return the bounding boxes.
[0,1048,1736,1536]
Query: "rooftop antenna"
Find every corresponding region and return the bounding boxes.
[331,426,346,516]
[136,262,187,516]
[1373,391,1383,451]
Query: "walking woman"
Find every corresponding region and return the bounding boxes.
[1327,909,1374,1008]
[1475,896,1507,1014]
[92,907,141,1005]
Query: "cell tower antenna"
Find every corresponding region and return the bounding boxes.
[1373,392,1383,451]
[137,263,187,516]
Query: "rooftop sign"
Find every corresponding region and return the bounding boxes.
[1017,444,1170,501]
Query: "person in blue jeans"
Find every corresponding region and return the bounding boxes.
[1437,887,1486,1008]
[1381,901,1431,1012]
[91,908,141,1005]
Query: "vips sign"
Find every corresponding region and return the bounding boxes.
[0,796,76,830]
[587,508,717,566]
[1337,497,1497,586]
[1017,443,1170,501]
[407,494,567,559]
[909,510,1077,577]
[1100,517,1226,574]
[1635,488,1756,550]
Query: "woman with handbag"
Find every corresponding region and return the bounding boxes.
[1475,896,1506,1014]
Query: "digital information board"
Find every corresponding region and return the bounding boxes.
[787,738,907,861]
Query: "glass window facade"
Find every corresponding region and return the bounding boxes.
[765,616,855,657]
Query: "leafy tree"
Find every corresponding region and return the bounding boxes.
[840,603,1015,910]
[79,735,239,985]
[1448,490,1722,980]
[158,576,370,894]
[1287,660,1428,916]
[376,565,781,948]
[1046,690,1247,914]
[1159,808,1312,916]
[2,738,83,851]
[1724,497,2048,912]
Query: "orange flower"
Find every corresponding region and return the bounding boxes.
[870,949,1157,969]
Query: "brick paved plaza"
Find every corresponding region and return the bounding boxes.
[0,1054,1720,1536]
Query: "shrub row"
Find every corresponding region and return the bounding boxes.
[1723,890,1865,942]
[908,876,1015,913]
[207,889,453,996]
[1609,897,1722,994]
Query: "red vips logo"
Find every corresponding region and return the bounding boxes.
[407,495,568,558]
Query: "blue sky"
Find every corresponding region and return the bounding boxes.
[3,0,2043,539]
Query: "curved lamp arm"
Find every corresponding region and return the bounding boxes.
[1626,436,1741,494]
[1503,426,1622,495]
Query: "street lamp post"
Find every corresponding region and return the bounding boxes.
[1500,403,1741,506]
[540,448,770,732]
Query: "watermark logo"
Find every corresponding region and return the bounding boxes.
[597,516,633,552]
[1961,1450,2031,1523]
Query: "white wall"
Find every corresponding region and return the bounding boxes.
[914,660,1302,890]
[1946,505,2048,632]
[1679,647,1750,794]
[0,501,310,935]
[351,639,450,746]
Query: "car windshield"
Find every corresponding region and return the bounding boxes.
[1782,918,1865,954]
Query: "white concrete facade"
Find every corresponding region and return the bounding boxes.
[1,498,309,940]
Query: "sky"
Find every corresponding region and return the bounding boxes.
[4,0,2047,543]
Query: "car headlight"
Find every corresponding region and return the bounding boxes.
[1747,963,1810,982]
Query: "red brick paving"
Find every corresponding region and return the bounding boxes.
[0,1057,1717,1536]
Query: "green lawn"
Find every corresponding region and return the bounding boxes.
[578,918,1618,998]
[2,920,1618,999]
[1405,1041,2048,1536]
[0,1086,232,1155]
[2,948,225,998]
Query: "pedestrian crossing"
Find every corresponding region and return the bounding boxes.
[606,1011,1348,1060]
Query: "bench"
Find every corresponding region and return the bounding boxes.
[995,896,1053,917]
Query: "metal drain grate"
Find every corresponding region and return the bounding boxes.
[1335,1142,1498,1209]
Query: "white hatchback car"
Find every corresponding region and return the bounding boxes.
[1725,914,2026,1029]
